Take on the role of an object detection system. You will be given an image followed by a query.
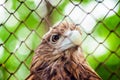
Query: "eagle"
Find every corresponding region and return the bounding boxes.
[26,22,102,80]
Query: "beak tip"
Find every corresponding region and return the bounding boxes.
[70,30,81,45]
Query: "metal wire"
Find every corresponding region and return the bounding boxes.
[0,0,120,80]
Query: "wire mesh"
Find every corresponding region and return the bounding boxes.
[0,0,120,80]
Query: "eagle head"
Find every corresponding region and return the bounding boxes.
[36,22,82,55]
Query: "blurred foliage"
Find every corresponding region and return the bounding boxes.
[90,9,120,79]
[0,0,120,80]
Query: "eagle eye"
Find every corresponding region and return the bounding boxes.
[50,34,60,43]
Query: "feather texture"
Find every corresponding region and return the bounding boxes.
[26,22,102,80]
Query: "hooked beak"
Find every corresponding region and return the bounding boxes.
[58,27,82,51]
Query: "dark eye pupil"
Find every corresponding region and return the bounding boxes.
[52,34,59,42]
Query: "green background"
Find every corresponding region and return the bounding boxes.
[0,0,120,80]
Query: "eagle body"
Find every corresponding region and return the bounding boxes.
[26,22,102,80]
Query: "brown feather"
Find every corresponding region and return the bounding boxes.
[26,22,102,80]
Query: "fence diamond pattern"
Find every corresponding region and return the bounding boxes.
[0,0,120,80]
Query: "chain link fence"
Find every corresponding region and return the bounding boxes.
[0,0,120,80]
